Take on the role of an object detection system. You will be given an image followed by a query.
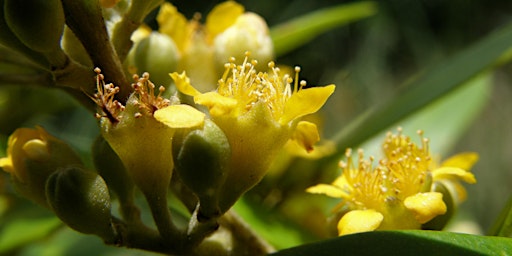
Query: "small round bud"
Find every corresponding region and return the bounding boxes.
[126,32,179,87]
[46,167,116,242]
[173,119,231,219]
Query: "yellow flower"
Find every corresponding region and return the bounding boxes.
[0,126,82,206]
[172,54,335,212]
[307,129,477,236]
[153,1,273,91]
[92,69,205,202]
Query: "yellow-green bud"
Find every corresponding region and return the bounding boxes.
[173,119,230,218]
[422,182,455,230]
[0,127,83,207]
[46,167,116,242]
[4,0,65,53]
[126,32,179,87]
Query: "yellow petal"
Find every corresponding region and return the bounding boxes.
[432,167,476,184]
[0,157,13,173]
[280,84,335,124]
[306,184,347,198]
[441,152,479,170]
[291,121,320,152]
[404,192,447,224]
[170,72,202,96]
[332,175,350,190]
[337,209,383,236]
[195,92,238,116]
[154,104,205,128]
[22,139,49,161]
[205,1,244,40]
[157,3,189,52]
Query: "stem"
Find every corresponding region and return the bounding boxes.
[61,0,131,101]
[219,210,275,255]
[111,0,164,62]
[145,192,182,242]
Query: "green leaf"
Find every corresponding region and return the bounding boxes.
[359,72,492,158]
[270,230,512,256]
[270,2,377,57]
[329,21,512,160]
[488,194,512,237]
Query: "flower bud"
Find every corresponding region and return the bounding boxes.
[4,0,65,53]
[46,167,116,242]
[213,12,273,70]
[0,127,83,207]
[173,119,230,218]
[422,182,455,230]
[126,32,179,87]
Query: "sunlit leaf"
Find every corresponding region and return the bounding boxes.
[270,230,512,256]
[270,2,377,57]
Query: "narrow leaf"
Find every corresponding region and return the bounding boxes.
[329,21,512,161]
[488,194,512,237]
[270,2,377,57]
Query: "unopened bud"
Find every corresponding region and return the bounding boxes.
[0,127,83,207]
[173,119,230,219]
[46,167,116,242]
[127,32,179,87]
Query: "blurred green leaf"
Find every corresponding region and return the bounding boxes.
[270,2,377,57]
[488,194,512,237]
[270,230,512,256]
[359,72,492,158]
[0,215,61,254]
[329,21,512,160]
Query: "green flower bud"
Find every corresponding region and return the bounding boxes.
[173,119,230,219]
[126,32,179,87]
[422,182,455,230]
[46,167,116,242]
[4,0,65,53]
[0,127,83,207]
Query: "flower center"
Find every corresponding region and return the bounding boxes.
[217,52,305,120]
[131,72,170,117]
[91,68,125,123]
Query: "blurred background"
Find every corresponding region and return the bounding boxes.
[1,0,512,254]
